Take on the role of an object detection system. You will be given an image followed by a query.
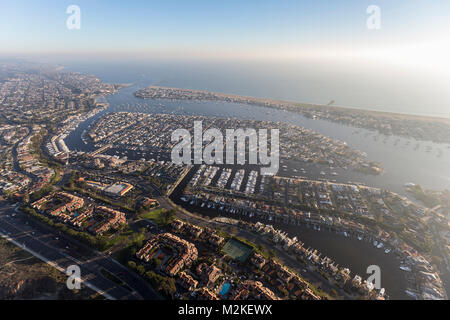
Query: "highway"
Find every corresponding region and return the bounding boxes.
[0,202,161,300]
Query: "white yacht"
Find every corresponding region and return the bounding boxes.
[400,265,412,272]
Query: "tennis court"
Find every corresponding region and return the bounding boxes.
[222,238,254,263]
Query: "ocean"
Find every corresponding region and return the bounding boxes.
[63,58,450,119]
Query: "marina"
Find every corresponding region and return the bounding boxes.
[65,84,450,196]
[62,84,450,300]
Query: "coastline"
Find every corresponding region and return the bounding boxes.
[137,85,450,122]
[135,86,450,144]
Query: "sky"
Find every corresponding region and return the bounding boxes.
[1,0,449,63]
[1,1,450,116]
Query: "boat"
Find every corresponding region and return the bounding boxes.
[357,235,363,241]
[373,240,378,247]
[399,265,412,272]
[377,243,383,249]
[405,290,418,299]
[384,248,391,254]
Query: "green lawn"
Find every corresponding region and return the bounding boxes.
[139,208,168,225]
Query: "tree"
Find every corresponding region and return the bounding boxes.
[268,249,277,259]
[330,288,338,298]
[160,278,176,299]
[136,265,146,276]
[127,261,137,270]
[161,209,176,225]
[153,258,162,269]
[30,185,54,202]
[23,192,30,203]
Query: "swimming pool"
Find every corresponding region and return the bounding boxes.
[219,282,231,295]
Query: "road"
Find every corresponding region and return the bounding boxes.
[0,202,161,300]
[11,126,36,183]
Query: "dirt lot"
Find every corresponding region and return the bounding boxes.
[0,239,103,300]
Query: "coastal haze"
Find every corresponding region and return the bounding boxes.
[3,0,450,117]
[62,57,450,119]
[0,0,449,305]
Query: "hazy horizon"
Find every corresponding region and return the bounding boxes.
[1,0,450,117]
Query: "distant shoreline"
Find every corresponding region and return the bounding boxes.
[136,85,450,123]
[135,86,450,144]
